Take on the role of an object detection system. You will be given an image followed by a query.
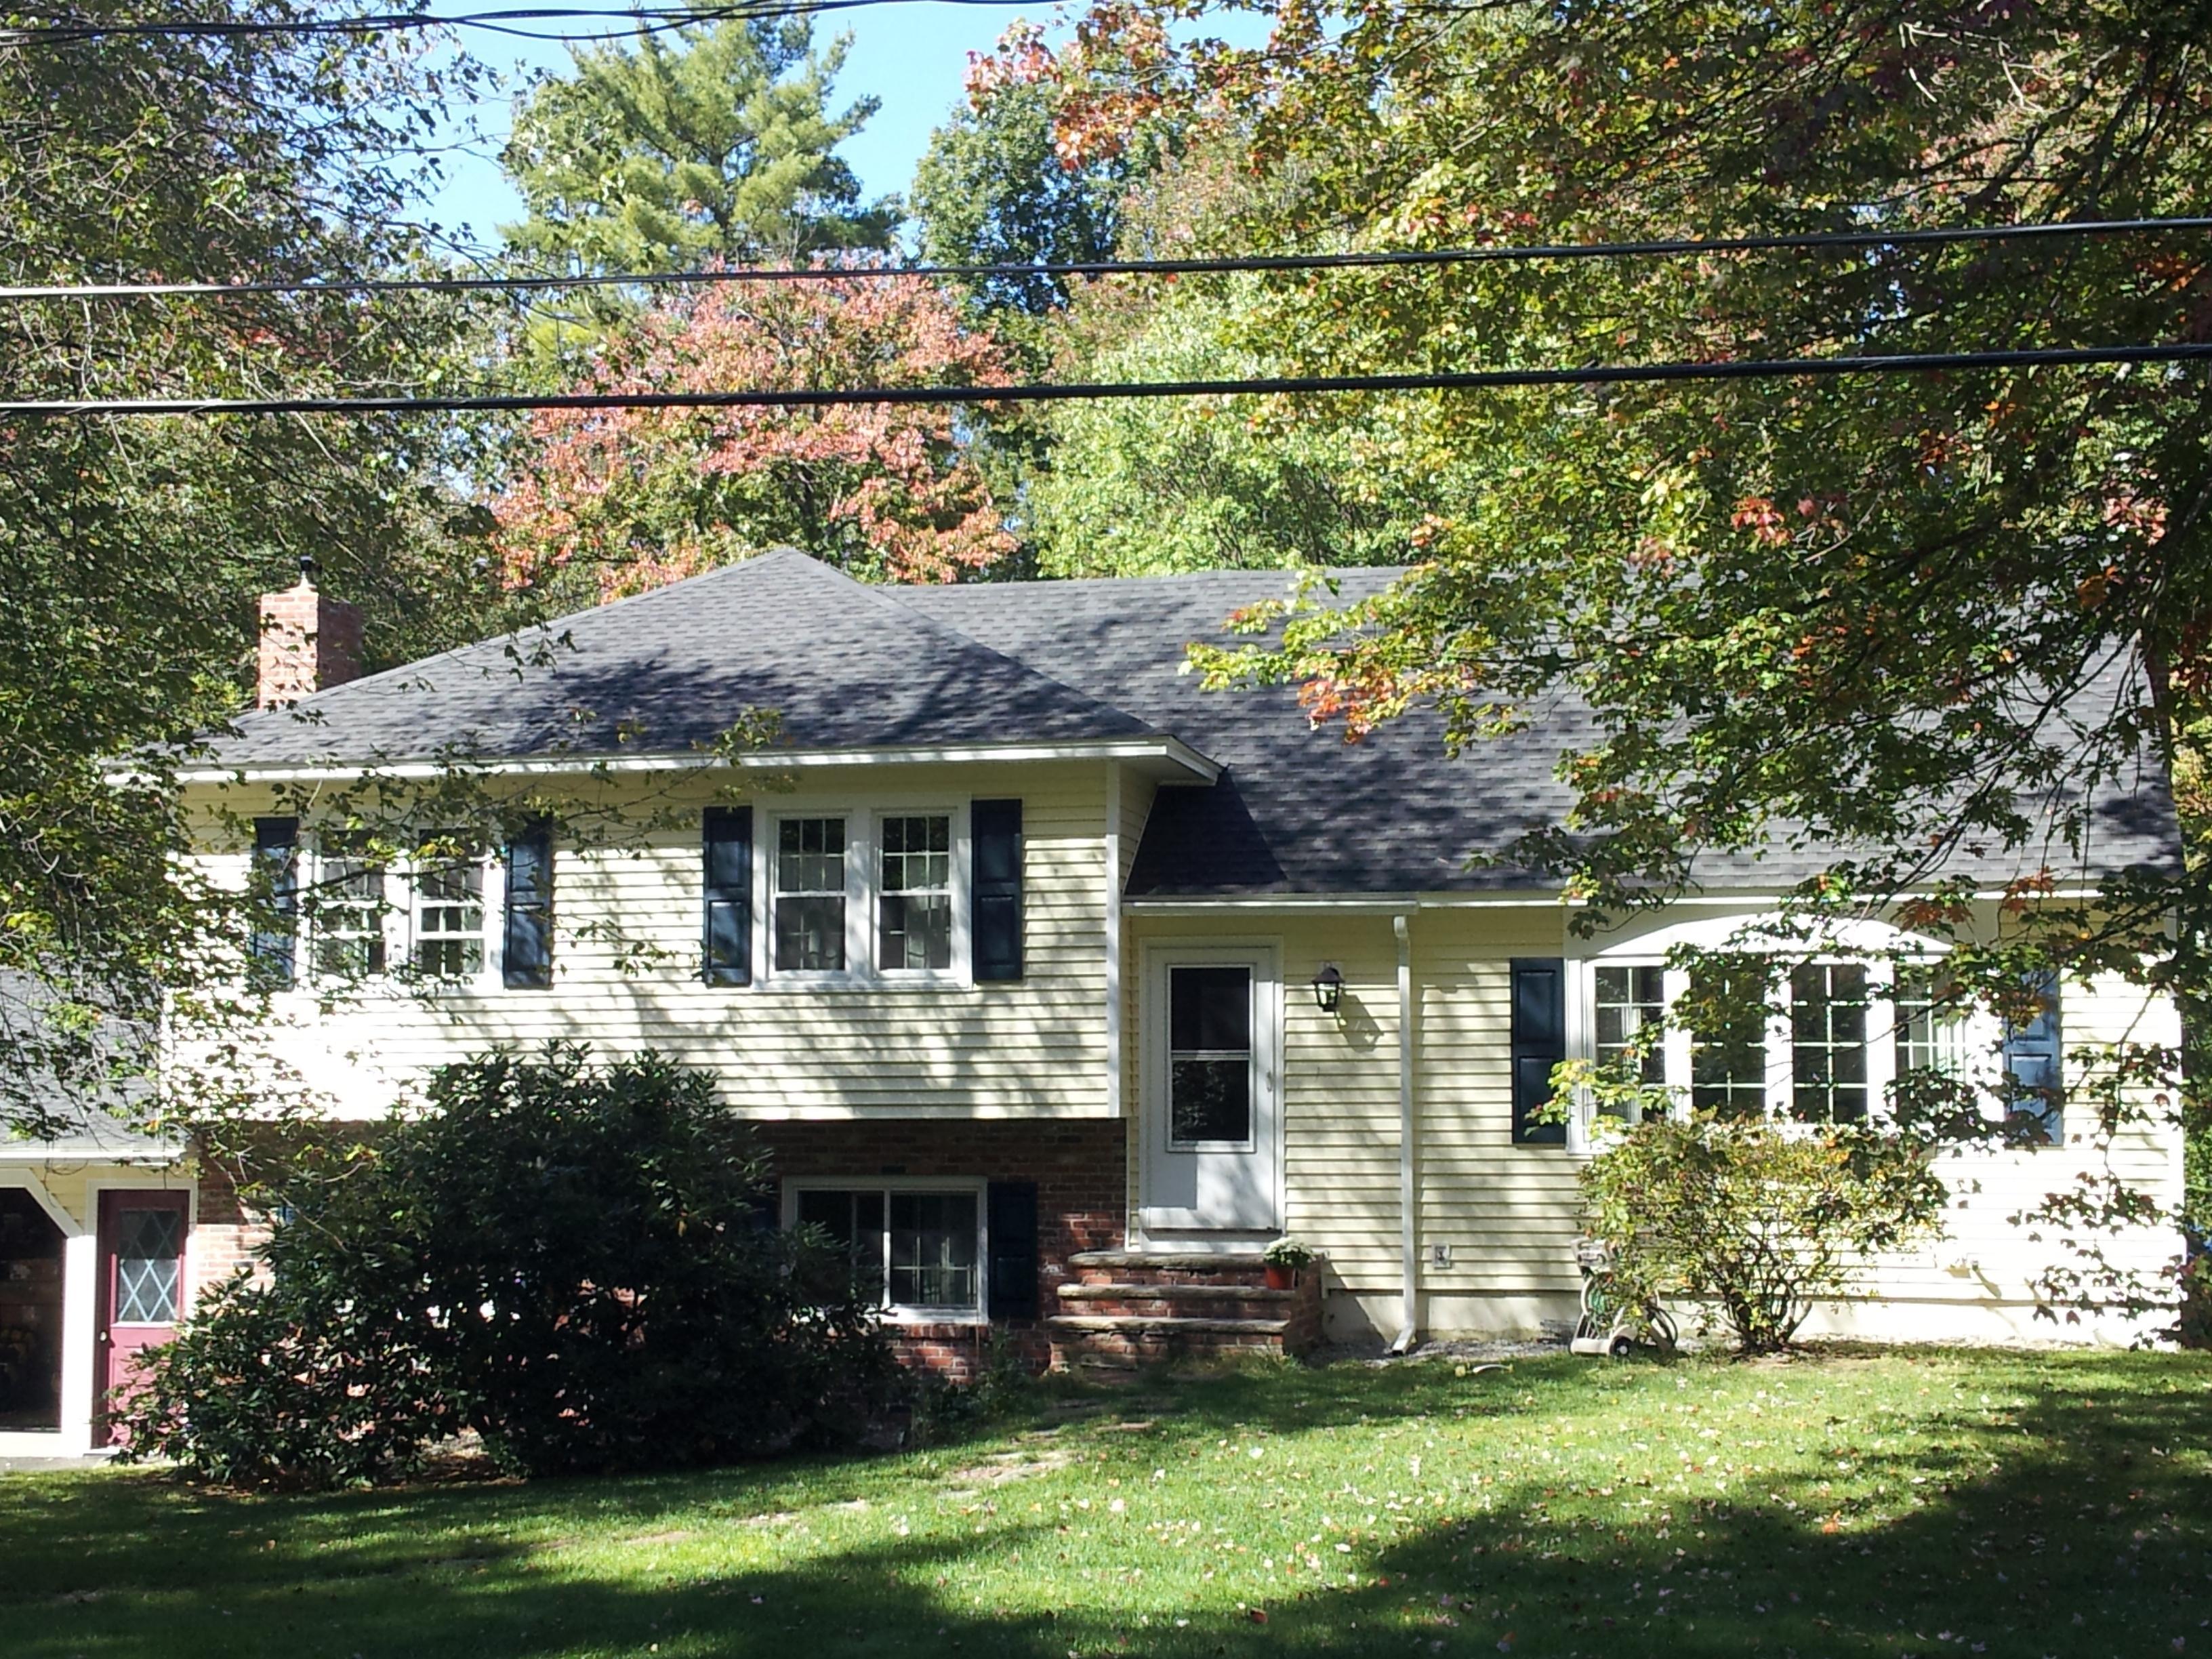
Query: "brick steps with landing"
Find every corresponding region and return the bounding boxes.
[1048,1252,1324,1373]
[1066,1250,1273,1290]
[1056,1282,1293,1322]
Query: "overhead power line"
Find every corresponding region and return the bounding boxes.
[5,216,2209,304]
[10,341,2208,419]
[0,0,1008,45]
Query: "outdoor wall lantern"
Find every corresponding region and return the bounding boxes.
[1311,962,1345,1015]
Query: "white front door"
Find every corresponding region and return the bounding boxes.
[1139,945,1282,1235]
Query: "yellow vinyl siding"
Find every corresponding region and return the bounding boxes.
[186,763,1112,1120]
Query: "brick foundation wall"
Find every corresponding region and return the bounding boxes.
[187,1149,266,1305]
[752,1119,1127,1379]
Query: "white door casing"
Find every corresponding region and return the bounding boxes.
[1139,943,1282,1234]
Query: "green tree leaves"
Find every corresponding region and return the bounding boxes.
[501,18,897,274]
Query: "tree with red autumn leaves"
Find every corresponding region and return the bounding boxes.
[494,269,1020,603]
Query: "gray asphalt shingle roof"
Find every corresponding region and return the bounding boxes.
[203,549,2182,898]
[208,547,1159,768]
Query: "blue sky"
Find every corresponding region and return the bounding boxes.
[421,3,1052,251]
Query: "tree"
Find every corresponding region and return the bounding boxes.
[1024,276,1461,574]
[493,270,1020,602]
[1027,0,2209,1319]
[501,18,897,276]
[0,1,505,1133]
[910,26,1136,324]
[121,1047,899,1485]
[1038,0,2210,931]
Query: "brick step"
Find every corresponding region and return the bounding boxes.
[1047,1314,1291,1338]
[1057,1283,1293,1322]
[1066,1250,1273,1288]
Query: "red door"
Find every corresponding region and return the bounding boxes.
[96,1190,188,1443]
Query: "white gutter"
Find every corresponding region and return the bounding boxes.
[1387,911,1418,1355]
[159,735,1222,788]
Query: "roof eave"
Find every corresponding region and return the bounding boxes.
[168,735,1223,788]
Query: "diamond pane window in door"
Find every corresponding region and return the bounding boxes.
[1169,966,1252,1146]
[112,1208,183,1324]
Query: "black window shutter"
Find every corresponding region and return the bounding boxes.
[702,805,753,985]
[2001,969,2064,1144]
[986,1179,1040,1319]
[502,820,554,989]
[1511,957,1568,1145]
[250,817,298,989]
[972,798,1023,983]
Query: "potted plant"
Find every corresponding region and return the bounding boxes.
[1262,1236,1316,1290]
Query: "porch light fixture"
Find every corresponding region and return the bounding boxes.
[1311,962,1345,1014]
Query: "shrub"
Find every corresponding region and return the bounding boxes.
[1578,1114,1949,1355]
[123,1046,899,1485]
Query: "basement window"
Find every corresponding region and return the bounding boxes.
[790,1183,984,1320]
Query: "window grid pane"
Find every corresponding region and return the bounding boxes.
[1790,962,1869,1122]
[1689,967,1767,1118]
[888,1192,979,1309]
[774,817,846,972]
[879,815,952,972]
[1168,966,1252,1145]
[312,836,386,977]
[1593,964,1667,1105]
[411,848,484,979]
[1893,968,1969,1079]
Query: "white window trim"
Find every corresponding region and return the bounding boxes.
[302,832,506,996]
[781,1176,989,1325]
[1571,951,2008,1130]
[755,801,972,990]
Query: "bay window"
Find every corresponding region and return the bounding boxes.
[1578,953,2056,1140]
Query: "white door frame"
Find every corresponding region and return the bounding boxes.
[1136,941,1284,1241]
[0,1168,93,1458]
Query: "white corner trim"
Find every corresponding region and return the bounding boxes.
[1105,761,1124,1122]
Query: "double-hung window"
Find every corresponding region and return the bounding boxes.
[1892,966,1970,1080]
[879,814,954,972]
[1688,963,1771,1120]
[1789,962,1869,1123]
[1591,964,1666,1118]
[311,832,387,979]
[773,817,848,973]
[760,808,968,983]
[791,1185,983,1319]
[409,836,487,980]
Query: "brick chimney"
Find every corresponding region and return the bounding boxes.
[256,556,364,709]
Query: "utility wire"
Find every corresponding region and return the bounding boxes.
[5,216,2209,302]
[0,0,1011,45]
[11,341,2208,419]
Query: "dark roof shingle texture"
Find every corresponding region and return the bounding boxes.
[205,549,2182,897]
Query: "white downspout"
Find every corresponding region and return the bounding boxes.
[1387,912,1418,1355]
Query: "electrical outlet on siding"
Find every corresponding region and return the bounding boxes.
[1430,1241,1452,1269]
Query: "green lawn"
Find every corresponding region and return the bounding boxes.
[7,1347,2211,1658]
